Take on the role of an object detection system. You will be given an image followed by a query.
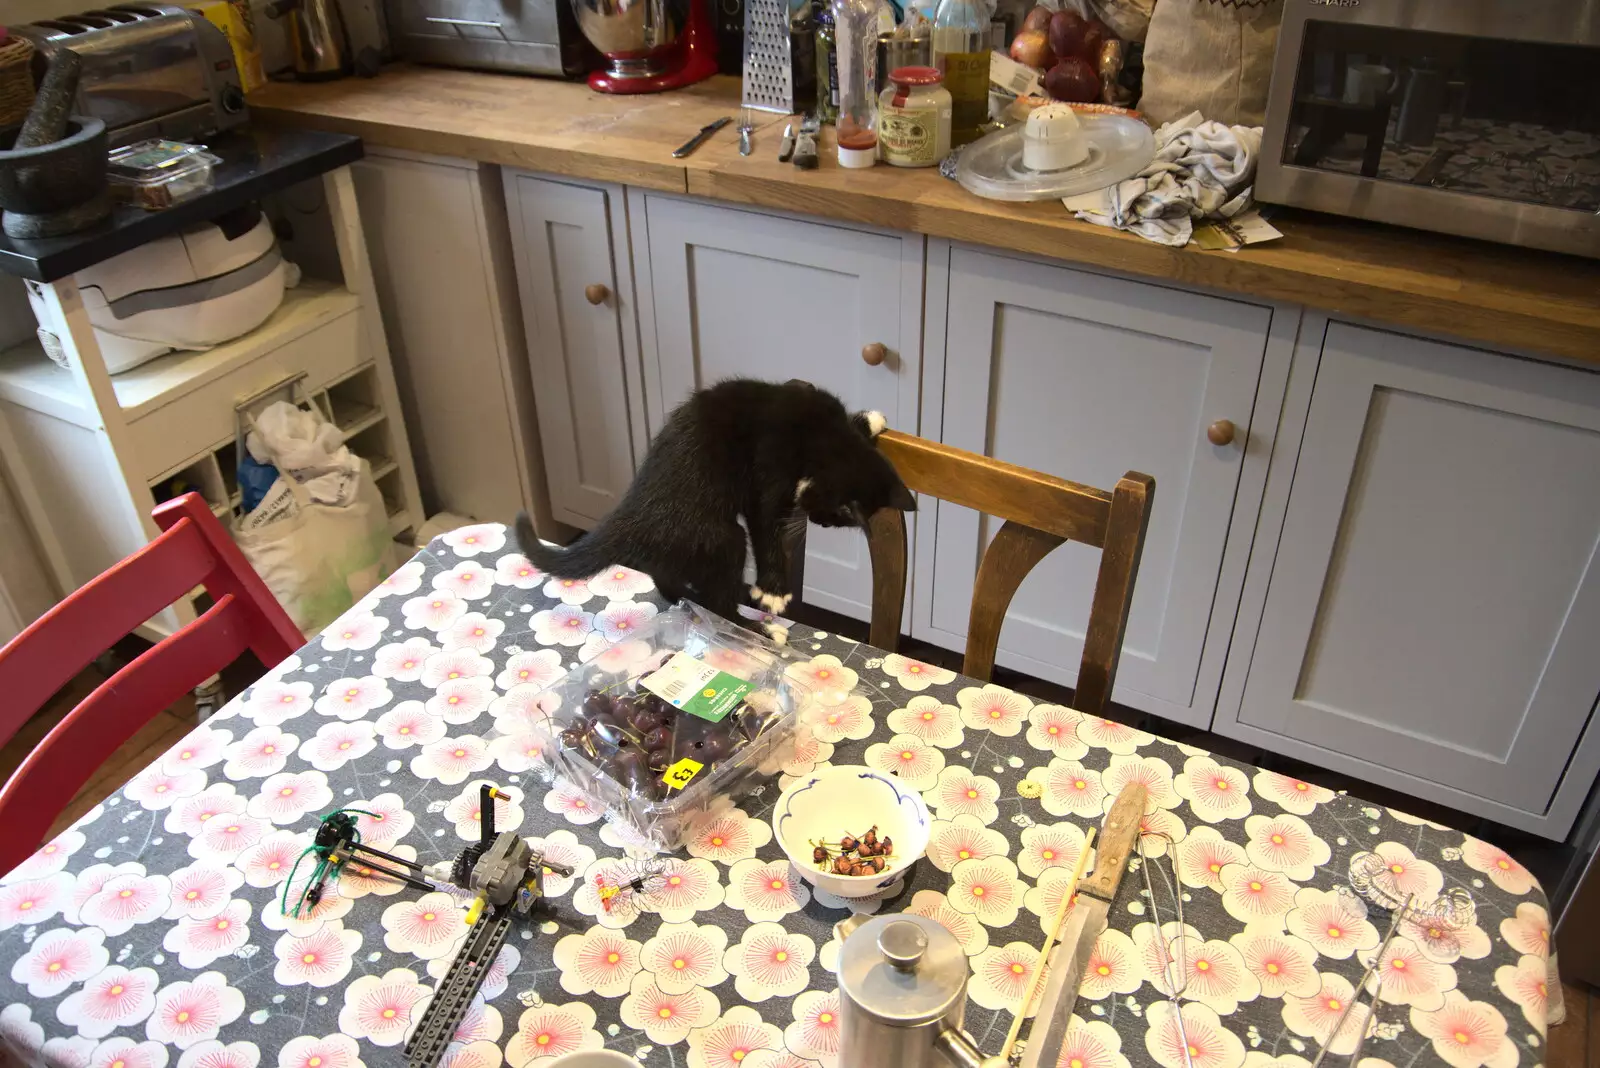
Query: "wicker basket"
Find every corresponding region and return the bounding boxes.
[0,35,37,131]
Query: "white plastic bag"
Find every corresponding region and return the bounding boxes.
[232,401,398,633]
[233,467,398,633]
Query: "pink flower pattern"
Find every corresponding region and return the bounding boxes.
[593,600,659,643]
[586,565,655,600]
[337,968,430,1046]
[162,900,251,969]
[371,637,437,682]
[272,924,361,987]
[532,604,593,646]
[723,923,815,1001]
[56,965,159,1038]
[495,650,565,693]
[880,654,956,692]
[0,874,72,930]
[505,1002,601,1066]
[441,524,506,557]
[495,554,543,589]
[144,972,245,1048]
[9,928,107,998]
[886,696,964,748]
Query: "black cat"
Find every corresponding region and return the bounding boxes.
[513,378,914,642]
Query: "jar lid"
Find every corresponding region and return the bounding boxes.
[890,66,942,86]
[836,914,967,1026]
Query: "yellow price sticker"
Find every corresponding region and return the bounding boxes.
[662,757,704,791]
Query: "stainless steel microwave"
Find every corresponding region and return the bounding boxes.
[1258,0,1600,259]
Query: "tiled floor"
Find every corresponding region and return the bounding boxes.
[5,638,1594,1062]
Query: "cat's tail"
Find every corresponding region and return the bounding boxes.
[512,512,620,578]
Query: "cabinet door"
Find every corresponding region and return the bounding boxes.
[926,247,1271,722]
[639,194,922,619]
[1230,322,1600,831]
[505,172,637,528]
[353,152,531,523]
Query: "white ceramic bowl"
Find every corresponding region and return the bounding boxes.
[771,765,931,898]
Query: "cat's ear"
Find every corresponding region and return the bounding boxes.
[889,477,916,512]
[852,410,888,440]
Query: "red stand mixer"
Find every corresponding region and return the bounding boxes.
[570,0,718,93]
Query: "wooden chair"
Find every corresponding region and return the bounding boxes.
[856,431,1153,716]
[0,493,303,873]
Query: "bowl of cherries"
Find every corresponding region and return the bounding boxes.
[772,765,930,897]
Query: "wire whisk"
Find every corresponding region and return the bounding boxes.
[1138,831,1195,1068]
[1309,892,1413,1067]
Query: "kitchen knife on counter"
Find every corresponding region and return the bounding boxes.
[673,117,732,159]
[1019,782,1147,1068]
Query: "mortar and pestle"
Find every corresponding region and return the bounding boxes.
[0,50,111,240]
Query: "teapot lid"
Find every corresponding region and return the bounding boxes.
[837,914,968,1026]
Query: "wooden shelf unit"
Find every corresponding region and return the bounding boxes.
[0,167,424,639]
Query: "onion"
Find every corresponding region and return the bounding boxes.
[1047,10,1088,65]
[1008,29,1053,70]
[1021,5,1052,34]
[1044,55,1102,103]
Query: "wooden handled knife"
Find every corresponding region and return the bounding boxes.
[1018,782,1147,1068]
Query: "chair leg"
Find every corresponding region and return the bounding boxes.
[192,675,226,722]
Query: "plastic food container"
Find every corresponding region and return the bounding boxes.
[107,140,220,210]
[521,601,811,850]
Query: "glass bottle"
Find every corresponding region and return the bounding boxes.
[815,4,839,125]
[833,0,880,168]
[932,0,989,146]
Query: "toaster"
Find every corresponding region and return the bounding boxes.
[7,4,249,147]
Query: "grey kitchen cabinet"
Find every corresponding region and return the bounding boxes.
[353,149,555,531]
[504,171,648,530]
[917,243,1291,727]
[632,192,925,621]
[1218,319,1600,837]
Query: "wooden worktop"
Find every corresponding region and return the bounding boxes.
[251,65,1600,365]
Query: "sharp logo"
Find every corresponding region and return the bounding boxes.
[1309,0,1361,6]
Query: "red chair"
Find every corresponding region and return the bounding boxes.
[0,492,303,873]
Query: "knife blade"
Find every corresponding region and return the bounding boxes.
[778,121,796,163]
[672,117,731,159]
[1019,782,1147,1068]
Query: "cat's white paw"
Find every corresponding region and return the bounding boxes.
[758,591,792,615]
[762,622,790,646]
[865,410,887,437]
[750,584,765,603]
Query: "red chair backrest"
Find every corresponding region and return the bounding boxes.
[0,493,303,873]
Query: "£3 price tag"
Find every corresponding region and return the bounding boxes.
[662,758,704,791]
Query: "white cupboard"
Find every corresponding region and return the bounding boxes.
[504,172,647,529]
[354,149,556,531]
[919,244,1287,726]
[1218,320,1600,837]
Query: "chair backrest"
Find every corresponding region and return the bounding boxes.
[865,431,1154,716]
[0,493,302,873]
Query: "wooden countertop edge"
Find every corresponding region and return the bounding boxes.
[253,109,690,194]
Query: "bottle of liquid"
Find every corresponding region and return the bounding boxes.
[815,4,839,124]
[833,0,880,167]
[932,0,988,146]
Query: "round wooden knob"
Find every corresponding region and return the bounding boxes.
[861,342,888,367]
[1207,419,1236,446]
[585,283,610,306]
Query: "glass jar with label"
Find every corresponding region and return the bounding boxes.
[877,66,952,167]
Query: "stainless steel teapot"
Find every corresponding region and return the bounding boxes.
[834,913,1004,1068]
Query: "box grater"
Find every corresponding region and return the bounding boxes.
[741,0,796,113]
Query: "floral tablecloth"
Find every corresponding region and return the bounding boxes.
[0,525,1562,1068]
